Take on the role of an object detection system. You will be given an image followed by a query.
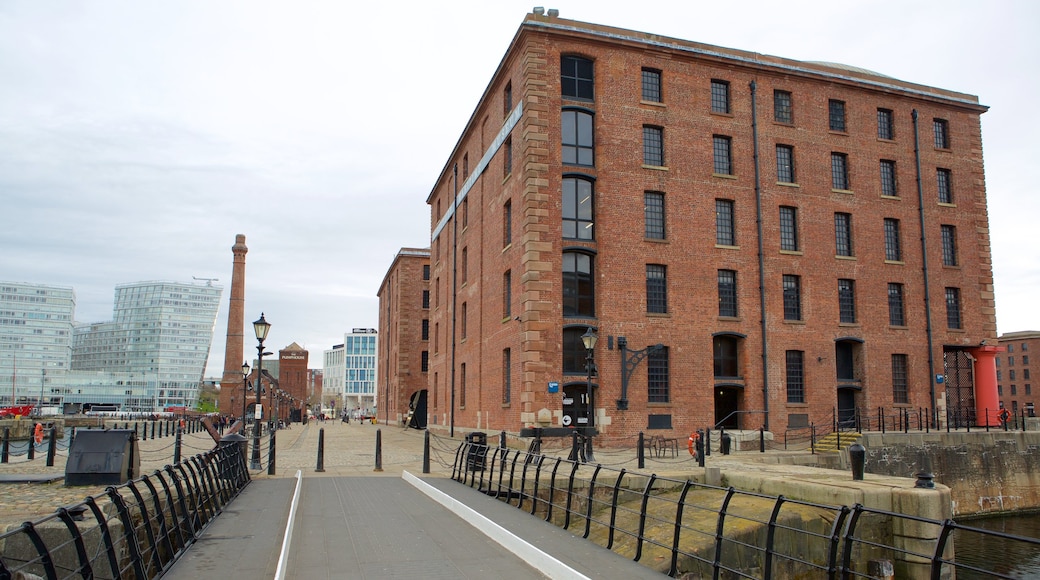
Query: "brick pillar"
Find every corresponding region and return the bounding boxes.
[221,234,248,415]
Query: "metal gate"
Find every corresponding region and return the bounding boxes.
[943,349,975,428]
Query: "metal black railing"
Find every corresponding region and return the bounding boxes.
[0,440,250,579]
[451,439,1040,579]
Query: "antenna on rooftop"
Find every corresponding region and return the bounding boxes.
[193,276,219,286]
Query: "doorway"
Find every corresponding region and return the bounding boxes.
[713,387,740,429]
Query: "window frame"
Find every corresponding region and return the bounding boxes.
[831,152,850,190]
[786,350,805,403]
[933,118,950,149]
[838,278,857,324]
[779,206,799,252]
[562,251,595,317]
[646,264,668,314]
[941,224,958,266]
[562,176,595,241]
[643,125,664,166]
[644,191,666,240]
[713,335,740,378]
[884,218,902,262]
[718,269,738,318]
[773,90,793,124]
[713,135,733,175]
[641,68,662,103]
[945,287,962,329]
[834,212,853,257]
[776,144,795,183]
[647,347,669,403]
[892,354,909,404]
[888,283,906,326]
[715,199,736,246]
[561,55,594,101]
[710,79,730,114]
[937,168,953,204]
[783,274,802,321]
[877,108,894,140]
[562,108,595,167]
[828,99,846,132]
[880,160,898,197]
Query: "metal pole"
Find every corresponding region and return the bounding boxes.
[423,430,431,474]
[584,344,596,463]
[374,429,383,472]
[316,427,325,472]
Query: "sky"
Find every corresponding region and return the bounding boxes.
[1,0,1037,378]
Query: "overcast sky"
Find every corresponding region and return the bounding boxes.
[2,0,1037,378]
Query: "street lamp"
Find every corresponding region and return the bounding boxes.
[250,313,271,470]
[241,362,250,429]
[581,327,598,463]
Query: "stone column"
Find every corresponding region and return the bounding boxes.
[220,235,248,415]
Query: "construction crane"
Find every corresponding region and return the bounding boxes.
[192,277,219,287]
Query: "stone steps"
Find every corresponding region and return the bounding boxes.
[814,431,862,453]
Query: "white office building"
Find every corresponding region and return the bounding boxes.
[0,282,76,408]
[323,328,378,415]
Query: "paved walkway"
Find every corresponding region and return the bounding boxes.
[162,421,664,579]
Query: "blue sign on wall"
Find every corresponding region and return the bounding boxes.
[548,381,559,393]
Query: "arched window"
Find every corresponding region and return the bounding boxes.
[562,109,594,166]
[563,176,594,240]
[563,251,595,317]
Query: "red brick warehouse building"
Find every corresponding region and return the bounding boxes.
[377,248,432,427]
[395,9,998,442]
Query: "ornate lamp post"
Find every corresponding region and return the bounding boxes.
[241,362,250,428]
[581,327,598,463]
[250,313,271,470]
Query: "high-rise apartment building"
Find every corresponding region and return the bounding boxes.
[0,282,76,407]
[404,11,997,440]
[73,280,222,412]
[377,248,431,426]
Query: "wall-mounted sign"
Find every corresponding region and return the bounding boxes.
[562,398,573,405]
[935,375,945,384]
[548,381,559,393]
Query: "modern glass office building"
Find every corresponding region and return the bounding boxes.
[72,281,222,412]
[0,282,76,407]
[324,328,378,414]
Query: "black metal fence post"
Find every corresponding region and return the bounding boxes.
[637,432,645,469]
[46,426,57,467]
[1,427,9,463]
[423,430,431,474]
[173,425,182,464]
[268,429,276,475]
[316,427,325,472]
[374,429,383,472]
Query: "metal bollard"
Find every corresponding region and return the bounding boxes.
[316,428,325,472]
[268,429,277,475]
[637,432,645,469]
[374,429,383,472]
[46,427,57,467]
[1,427,8,463]
[423,430,431,474]
[703,429,711,457]
[28,425,35,461]
[696,429,705,468]
[759,426,765,453]
[174,426,182,464]
[849,442,865,480]
[500,430,507,448]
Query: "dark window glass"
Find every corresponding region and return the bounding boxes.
[422,264,430,280]
[503,81,512,115]
[945,287,962,329]
[884,218,902,261]
[877,108,894,140]
[644,191,665,240]
[937,169,953,204]
[838,279,856,323]
[461,247,467,282]
[774,90,793,123]
[829,99,846,132]
[563,326,595,374]
[718,270,737,317]
[888,283,906,326]
[644,126,664,166]
[880,160,897,197]
[460,302,467,338]
[893,354,909,404]
[422,319,429,340]
[459,362,466,406]
[836,342,855,381]
[713,135,732,175]
[934,118,950,149]
[421,351,429,372]
[504,136,512,176]
[562,177,594,240]
[422,290,430,309]
[647,347,669,403]
[503,270,512,318]
[783,274,801,321]
[502,349,511,403]
[776,145,795,183]
[562,109,594,166]
[561,55,594,100]
[835,212,853,257]
[646,264,667,314]
[714,335,740,378]
[786,350,805,403]
[716,199,735,246]
[503,199,512,247]
[641,68,661,102]
[941,224,958,266]
[831,153,849,190]
[779,206,799,251]
[711,79,730,113]
[563,252,595,317]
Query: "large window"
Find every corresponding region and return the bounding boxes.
[714,335,740,378]
[838,279,856,324]
[774,90,793,123]
[880,160,898,197]
[892,354,909,404]
[421,351,429,372]
[711,79,730,113]
[718,270,737,317]
[643,126,664,166]
[422,290,430,309]
[561,55,594,100]
[562,109,594,166]
[713,135,733,175]
[647,347,669,403]
[934,118,950,149]
[786,350,805,403]
[835,212,853,257]
[831,153,850,190]
[460,302,467,339]
[562,177,594,240]
[716,199,735,246]
[641,68,661,102]
[421,319,429,340]
[779,206,799,251]
[877,108,894,140]
[888,283,906,326]
[502,270,512,318]
[945,287,962,329]
[884,218,902,261]
[937,169,953,204]
[644,191,665,240]
[941,224,958,266]
[563,326,595,374]
[504,136,512,176]
[829,99,846,132]
[503,199,512,247]
[783,274,802,321]
[646,264,668,314]
[776,144,795,183]
[563,252,595,317]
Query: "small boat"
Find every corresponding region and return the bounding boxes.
[0,405,35,418]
